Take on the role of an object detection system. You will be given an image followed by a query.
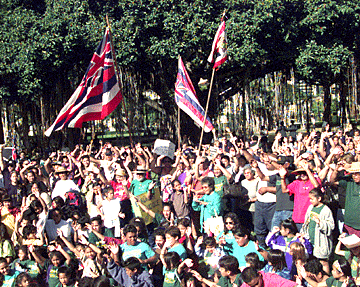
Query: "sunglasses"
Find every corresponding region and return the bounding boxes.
[225,221,234,225]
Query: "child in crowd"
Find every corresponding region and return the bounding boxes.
[96,186,122,238]
[301,258,356,287]
[14,272,34,287]
[0,256,20,287]
[245,253,264,270]
[217,213,239,256]
[335,233,360,285]
[262,249,291,280]
[56,266,75,287]
[106,243,153,287]
[195,236,225,278]
[161,252,193,287]
[10,245,40,280]
[29,244,71,287]
[301,188,334,274]
[266,218,312,270]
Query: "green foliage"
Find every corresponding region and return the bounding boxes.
[1,0,360,134]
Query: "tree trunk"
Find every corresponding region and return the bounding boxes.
[0,102,5,144]
[322,84,331,124]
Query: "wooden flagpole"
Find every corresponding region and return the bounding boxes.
[198,68,215,151]
[198,10,227,151]
[106,15,134,148]
[177,106,181,149]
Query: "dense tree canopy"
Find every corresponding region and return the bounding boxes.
[1,0,360,146]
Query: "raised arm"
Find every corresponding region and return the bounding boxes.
[251,160,269,181]
[279,167,290,193]
[149,155,162,175]
[129,194,156,218]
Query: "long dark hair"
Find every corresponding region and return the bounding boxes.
[309,188,328,205]
[0,223,10,243]
[223,212,240,234]
[233,226,255,242]
[163,252,181,270]
[267,249,287,272]
[280,218,298,235]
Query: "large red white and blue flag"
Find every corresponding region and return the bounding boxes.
[208,20,227,69]
[45,28,122,137]
[175,57,214,133]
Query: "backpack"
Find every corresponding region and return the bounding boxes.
[65,189,85,210]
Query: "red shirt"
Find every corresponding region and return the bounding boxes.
[111,180,130,201]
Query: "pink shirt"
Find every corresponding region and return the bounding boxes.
[111,180,130,201]
[288,177,321,223]
[241,271,298,287]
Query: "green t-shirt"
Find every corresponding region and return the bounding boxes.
[326,276,356,287]
[130,179,152,196]
[339,180,360,229]
[232,240,264,267]
[11,259,40,279]
[308,204,325,244]
[43,260,68,287]
[2,270,20,287]
[120,241,155,270]
[217,273,242,287]
[345,250,360,279]
[214,175,228,197]
[88,228,114,246]
[216,231,236,255]
[163,268,182,287]
[168,243,187,261]
[154,213,171,229]
[0,240,15,258]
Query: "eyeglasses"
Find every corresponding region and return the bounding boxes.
[225,221,234,225]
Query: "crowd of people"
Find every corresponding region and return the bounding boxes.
[0,122,359,287]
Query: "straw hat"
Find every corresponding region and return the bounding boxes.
[55,166,68,174]
[346,162,360,173]
[115,169,127,176]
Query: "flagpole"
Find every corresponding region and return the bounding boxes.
[106,15,134,148]
[198,68,215,151]
[177,106,181,149]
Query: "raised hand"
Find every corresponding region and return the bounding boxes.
[108,242,119,255]
[278,167,287,178]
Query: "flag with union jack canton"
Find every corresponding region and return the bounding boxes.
[208,20,228,69]
[45,28,122,136]
[175,57,214,133]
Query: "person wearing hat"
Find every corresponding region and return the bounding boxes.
[129,168,156,199]
[279,161,321,231]
[335,233,360,284]
[330,162,360,237]
[111,168,133,226]
[51,166,80,201]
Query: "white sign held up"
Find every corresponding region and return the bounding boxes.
[153,139,176,160]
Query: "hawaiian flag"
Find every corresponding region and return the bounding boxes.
[208,20,228,69]
[175,57,214,132]
[45,28,122,136]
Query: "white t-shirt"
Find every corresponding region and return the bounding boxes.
[51,179,80,200]
[45,219,73,242]
[256,162,278,203]
[102,198,121,228]
[241,177,260,212]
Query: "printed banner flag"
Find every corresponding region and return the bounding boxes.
[175,57,214,133]
[45,28,122,136]
[208,20,228,69]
